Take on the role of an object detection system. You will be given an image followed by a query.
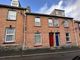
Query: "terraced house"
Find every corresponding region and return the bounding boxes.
[0,0,80,49]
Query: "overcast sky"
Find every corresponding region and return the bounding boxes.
[0,0,80,20]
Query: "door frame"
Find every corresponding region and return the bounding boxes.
[49,32,54,47]
[55,32,60,46]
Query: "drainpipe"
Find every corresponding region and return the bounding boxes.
[22,10,26,50]
[22,7,30,50]
[73,20,78,46]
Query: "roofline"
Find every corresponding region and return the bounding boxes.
[74,20,80,23]
[26,13,73,19]
[54,9,65,11]
[0,4,26,10]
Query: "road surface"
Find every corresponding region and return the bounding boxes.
[0,51,80,60]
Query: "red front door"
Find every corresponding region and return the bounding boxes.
[49,33,54,47]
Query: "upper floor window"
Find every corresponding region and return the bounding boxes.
[5,28,15,42]
[48,19,53,27]
[34,32,42,45]
[55,11,65,16]
[64,20,69,28]
[8,10,17,20]
[66,33,70,42]
[35,17,41,26]
[53,19,59,27]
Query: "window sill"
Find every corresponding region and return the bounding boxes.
[48,26,54,28]
[54,26,59,28]
[3,42,15,44]
[34,44,42,47]
[66,41,71,43]
[34,26,41,27]
[6,19,16,21]
[64,27,69,28]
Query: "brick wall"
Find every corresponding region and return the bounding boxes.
[0,7,79,49]
[74,22,80,47]
[0,7,24,47]
[26,15,76,48]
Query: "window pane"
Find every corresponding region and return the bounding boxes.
[35,33,41,45]
[35,18,40,22]
[6,35,14,42]
[6,28,15,34]
[53,20,59,27]
[48,19,53,26]
[35,17,41,26]
[66,33,69,36]
[66,37,69,41]
[35,35,41,43]
[8,11,17,20]
[66,33,70,42]
[35,35,41,42]
[64,21,68,27]
[5,28,15,42]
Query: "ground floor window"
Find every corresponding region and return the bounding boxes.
[35,32,42,45]
[5,28,15,42]
[66,33,70,42]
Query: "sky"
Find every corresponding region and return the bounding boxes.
[0,0,80,20]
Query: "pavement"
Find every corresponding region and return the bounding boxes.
[0,47,80,57]
[22,47,80,55]
[0,50,80,60]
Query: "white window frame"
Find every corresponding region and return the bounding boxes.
[5,28,15,42]
[53,19,59,27]
[48,19,53,27]
[35,17,41,26]
[62,11,65,16]
[8,10,17,20]
[56,11,59,15]
[34,32,42,45]
[66,32,71,42]
[64,20,69,28]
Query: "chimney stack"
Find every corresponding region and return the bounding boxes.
[11,0,20,7]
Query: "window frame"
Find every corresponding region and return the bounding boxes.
[34,32,42,45]
[5,28,15,43]
[7,10,17,20]
[48,18,53,27]
[53,19,59,27]
[66,32,71,42]
[64,20,69,28]
[35,17,41,26]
